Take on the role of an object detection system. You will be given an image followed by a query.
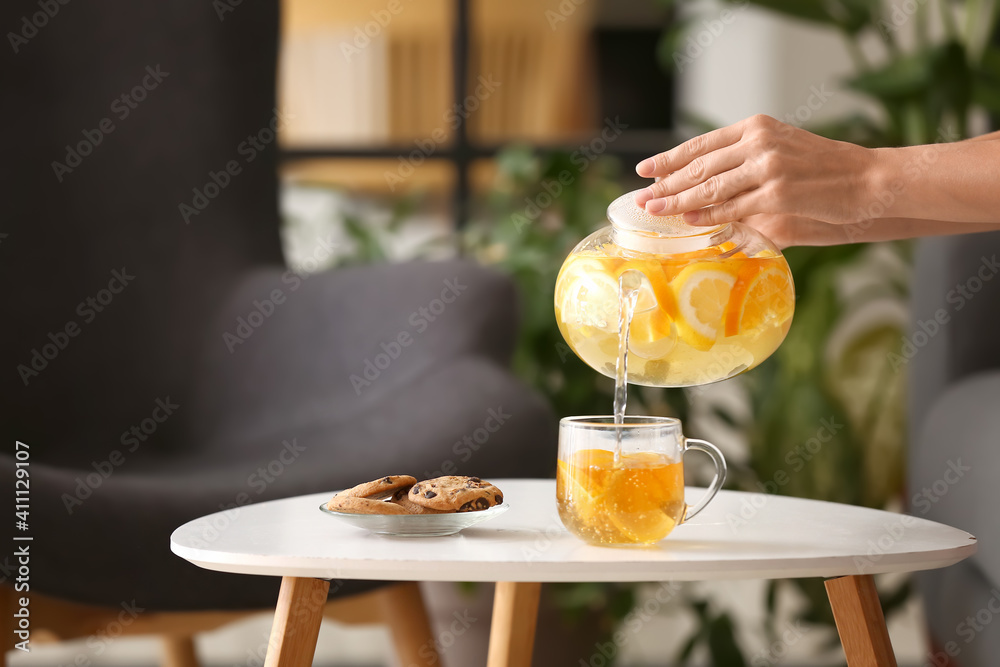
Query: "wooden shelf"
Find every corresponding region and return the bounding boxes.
[281,157,503,195]
[278,129,683,195]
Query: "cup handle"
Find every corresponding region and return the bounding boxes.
[681,438,727,522]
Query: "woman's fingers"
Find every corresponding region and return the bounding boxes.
[645,163,759,216]
[633,115,878,227]
[635,144,746,207]
[635,122,745,178]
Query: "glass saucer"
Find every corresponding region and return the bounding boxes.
[318,502,509,537]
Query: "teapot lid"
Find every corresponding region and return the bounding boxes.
[607,190,727,252]
[607,190,725,238]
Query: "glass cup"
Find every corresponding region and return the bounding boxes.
[556,416,727,546]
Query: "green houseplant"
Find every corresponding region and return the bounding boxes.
[653,0,1000,662]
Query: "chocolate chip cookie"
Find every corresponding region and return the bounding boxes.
[388,487,449,515]
[326,494,410,515]
[408,476,504,513]
[339,475,418,500]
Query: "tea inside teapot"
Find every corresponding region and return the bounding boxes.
[554,191,795,387]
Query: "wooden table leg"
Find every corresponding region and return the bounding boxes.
[486,582,542,667]
[264,577,330,667]
[825,575,898,667]
[161,635,199,667]
[376,583,440,667]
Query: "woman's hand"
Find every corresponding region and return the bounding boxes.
[633,115,1000,246]
[634,114,876,227]
[729,213,853,249]
[693,212,1000,249]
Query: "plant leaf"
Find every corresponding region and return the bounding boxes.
[707,612,748,666]
[744,0,840,26]
[846,50,935,99]
[973,45,1000,114]
[879,576,913,618]
[766,580,778,616]
[676,628,704,665]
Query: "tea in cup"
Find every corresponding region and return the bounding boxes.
[556,416,726,546]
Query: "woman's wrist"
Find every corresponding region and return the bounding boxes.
[862,140,1000,224]
[853,145,898,223]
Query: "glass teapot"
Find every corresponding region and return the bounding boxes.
[554,191,795,387]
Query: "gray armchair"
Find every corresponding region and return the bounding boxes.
[909,232,1000,664]
[0,0,556,664]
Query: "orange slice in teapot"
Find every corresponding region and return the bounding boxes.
[670,261,738,351]
[724,258,794,337]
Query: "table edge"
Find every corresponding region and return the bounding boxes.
[170,540,977,583]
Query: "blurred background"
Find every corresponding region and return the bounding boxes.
[12,0,1000,665]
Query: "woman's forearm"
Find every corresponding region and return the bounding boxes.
[868,138,1000,224]
[966,129,1000,142]
[839,217,1000,244]
[750,215,1000,248]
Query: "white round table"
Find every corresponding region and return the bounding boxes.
[171,479,976,667]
